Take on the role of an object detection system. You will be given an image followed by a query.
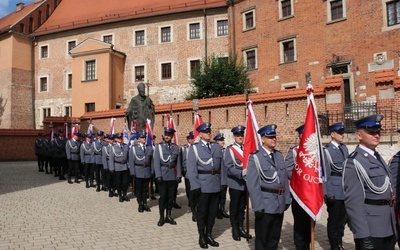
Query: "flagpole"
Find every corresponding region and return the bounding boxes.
[244,89,250,242]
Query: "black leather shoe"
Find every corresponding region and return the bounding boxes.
[206,235,219,247]
[74,180,80,184]
[239,228,252,239]
[96,187,101,192]
[150,195,156,200]
[90,184,96,188]
[68,180,73,184]
[109,191,114,198]
[232,227,241,241]
[119,195,123,202]
[192,214,197,222]
[86,183,90,188]
[221,210,229,218]
[143,204,151,212]
[157,216,165,227]
[216,210,223,219]
[199,237,208,249]
[123,195,130,202]
[138,205,144,213]
[172,202,181,209]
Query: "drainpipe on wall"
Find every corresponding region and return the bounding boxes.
[31,35,36,129]
[231,1,236,55]
[203,8,208,60]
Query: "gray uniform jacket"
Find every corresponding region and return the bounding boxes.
[34,138,44,155]
[224,144,246,191]
[109,143,129,172]
[187,141,225,193]
[389,151,400,212]
[343,145,396,239]
[102,144,112,170]
[153,142,181,181]
[178,143,190,179]
[323,142,349,200]
[91,140,106,165]
[247,147,290,214]
[129,143,153,179]
[80,141,93,164]
[66,139,80,161]
[284,144,298,179]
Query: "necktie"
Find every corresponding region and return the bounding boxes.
[270,152,275,164]
[374,151,385,166]
[338,145,345,157]
[240,145,243,151]
[206,143,211,150]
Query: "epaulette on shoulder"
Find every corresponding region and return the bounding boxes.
[193,142,200,145]
[395,151,400,157]
[324,143,331,148]
[349,151,358,159]
[274,149,282,154]
[251,149,259,154]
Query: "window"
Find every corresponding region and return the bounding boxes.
[243,48,257,70]
[40,45,48,58]
[327,0,346,22]
[160,26,172,43]
[135,65,145,82]
[85,103,95,112]
[85,60,96,81]
[28,17,33,33]
[281,82,299,90]
[216,19,228,36]
[279,38,296,63]
[39,77,48,92]
[279,0,293,18]
[102,34,113,44]
[135,30,145,46]
[189,23,201,39]
[67,73,72,89]
[189,59,201,78]
[43,108,51,119]
[161,63,172,80]
[242,9,255,30]
[38,10,42,26]
[46,4,50,18]
[64,106,72,117]
[19,23,24,33]
[67,40,76,53]
[387,0,400,26]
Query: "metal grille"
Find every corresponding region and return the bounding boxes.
[331,65,348,75]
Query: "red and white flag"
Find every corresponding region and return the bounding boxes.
[49,126,54,142]
[289,84,325,221]
[193,113,203,142]
[70,123,79,139]
[145,119,154,147]
[165,114,178,145]
[64,123,68,139]
[109,118,116,134]
[122,123,129,144]
[243,100,261,177]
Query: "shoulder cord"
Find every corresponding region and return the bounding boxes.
[324,148,342,172]
[82,143,91,153]
[229,147,243,168]
[112,145,123,157]
[131,146,145,161]
[253,154,279,184]
[158,144,171,163]
[93,141,102,152]
[104,146,110,157]
[352,158,391,195]
[68,140,77,150]
[54,138,62,147]
[35,139,43,146]
[192,144,213,167]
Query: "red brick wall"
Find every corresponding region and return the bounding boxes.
[0,129,45,161]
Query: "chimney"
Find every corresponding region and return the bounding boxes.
[16,2,25,12]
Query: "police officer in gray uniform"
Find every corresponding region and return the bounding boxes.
[214,133,229,220]
[102,134,116,197]
[92,131,106,192]
[323,122,349,250]
[109,133,130,202]
[247,124,290,250]
[80,134,95,188]
[187,122,225,249]
[154,127,181,226]
[129,131,153,212]
[343,115,396,249]
[224,125,252,241]
[66,132,81,184]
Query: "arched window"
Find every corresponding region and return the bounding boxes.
[46,4,50,18]
[28,17,33,33]
[38,10,42,26]
[19,23,25,33]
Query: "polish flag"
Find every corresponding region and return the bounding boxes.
[242,100,261,177]
[145,119,154,147]
[109,118,116,134]
[193,113,203,142]
[70,123,79,139]
[165,114,178,145]
[289,84,325,221]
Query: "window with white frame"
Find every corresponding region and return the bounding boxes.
[243,48,257,70]
[279,0,293,19]
[242,9,255,30]
[66,73,72,90]
[160,26,172,43]
[281,82,299,90]
[279,37,296,63]
[216,19,228,36]
[135,30,145,46]
[67,40,76,54]
[64,106,72,117]
[85,103,95,112]
[42,107,51,119]
[102,34,113,44]
[387,0,400,26]
[189,23,201,40]
[327,0,346,22]
[85,60,96,81]
[40,45,49,58]
[161,62,172,80]
[39,76,48,92]
[189,59,201,78]
[134,65,145,82]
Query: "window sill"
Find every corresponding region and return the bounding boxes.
[326,17,347,25]
[279,60,297,66]
[82,79,98,83]
[242,27,256,32]
[278,15,294,22]
[382,24,400,32]
[246,67,258,72]
[134,44,146,47]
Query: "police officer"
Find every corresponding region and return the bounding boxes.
[43,134,54,174]
[224,125,252,241]
[187,122,225,249]
[34,133,45,172]
[285,124,312,250]
[92,131,106,192]
[154,127,181,226]
[323,122,349,250]
[389,129,400,248]
[343,115,396,249]
[80,133,95,188]
[214,133,229,220]
[129,132,153,212]
[109,133,130,202]
[66,132,81,184]
[55,129,68,180]
[102,134,116,197]
[247,124,290,250]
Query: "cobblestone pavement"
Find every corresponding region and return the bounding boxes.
[0,161,371,250]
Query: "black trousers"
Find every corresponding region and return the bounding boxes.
[219,185,227,205]
[158,180,176,212]
[36,154,45,171]
[185,177,197,209]
[56,157,67,178]
[197,192,219,232]
[355,235,395,250]
[326,198,347,242]
[292,198,311,248]
[84,163,94,184]
[105,169,115,190]
[229,188,246,227]
[93,164,103,186]
[255,212,284,250]
[68,160,80,181]
[135,177,150,204]
[114,170,129,193]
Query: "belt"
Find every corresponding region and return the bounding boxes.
[364,198,394,206]
[162,164,175,169]
[137,163,149,168]
[114,161,124,164]
[261,187,285,195]
[198,169,220,175]
[331,172,342,177]
[71,152,79,154]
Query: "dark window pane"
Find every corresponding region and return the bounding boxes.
[86,60,96,81]
[282,0,292,17]
[135,66,145,81]
[135,30,145,45]
[217,20,228,36]
[245,12,254,29]
[161,27,171,43]
[161,63,172,79]
[283,41,294,62]
[189,23,200,39]
[331,0,343,20]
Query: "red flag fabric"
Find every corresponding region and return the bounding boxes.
[193,113,203,142]
[70,124,78,139]
[165,114,178,145]
[289,85,324,221]
[109,118,116,134]
[242,101,260,177]
[145,119,153,146]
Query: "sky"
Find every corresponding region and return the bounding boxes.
[0,0,31,19]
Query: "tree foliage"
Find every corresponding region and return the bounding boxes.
[186,53,251,100]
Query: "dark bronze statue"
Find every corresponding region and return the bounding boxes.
[125,82,155,131]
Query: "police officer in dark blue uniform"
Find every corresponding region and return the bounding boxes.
[187,122,225,249]
[34,133,45,172]
[343,115,396,250]
[323,122,349,250]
